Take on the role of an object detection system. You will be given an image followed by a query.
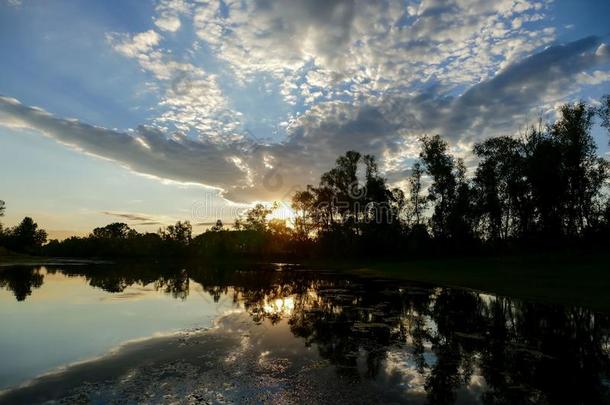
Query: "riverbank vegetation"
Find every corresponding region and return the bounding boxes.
[1,98,610,260]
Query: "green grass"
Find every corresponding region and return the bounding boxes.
[347,254,610,312]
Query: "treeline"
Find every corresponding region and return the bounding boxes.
[285,100,610,257]
[1,98,610,259]
[41,215,296,258]
[287,100,610,257]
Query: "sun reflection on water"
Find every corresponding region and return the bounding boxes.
[263,296,295,316]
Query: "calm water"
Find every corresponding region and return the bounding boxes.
[0,262,609,404]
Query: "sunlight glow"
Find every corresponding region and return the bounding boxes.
[263,296,295,316]
[268,201,297,225]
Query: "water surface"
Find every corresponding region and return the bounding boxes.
[0,262,608,404]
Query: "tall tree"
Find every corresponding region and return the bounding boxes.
[319,151,364,227]
[449,159,475,240]
[291,187,318,240]
[5,217,47,253]
[549,102,607,235]
[407,162,427,226]
[419,135,458,239]
[235,203,275,232]
[210,220,224,232]
[159,221,192,244]
[362,154,394,224]
[0,200,5,236]
[522,126,565,237]
[598,94,610,140]
[473,136,531,239]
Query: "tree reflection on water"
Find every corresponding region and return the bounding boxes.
[1,263,609,404]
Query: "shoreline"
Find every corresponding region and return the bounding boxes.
[2,252,608,312]
[353,253,610,313]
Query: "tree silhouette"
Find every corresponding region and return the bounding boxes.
[550,102,602,236]
[419,135,460,239]
[209,219,223,232]
[92,222,131,239]
[2,217,47,254]
[319,150,364,229]
[159,221,192,244]
[291,187,318,241]
[20,97,610,259]
[234,203,275,232]
[407,162,426,226]
[0,200,5,238]
[599,94,610,141]
[473,136,529,239]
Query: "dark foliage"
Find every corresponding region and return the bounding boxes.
[0,217,47,254]
[2,98,609,259]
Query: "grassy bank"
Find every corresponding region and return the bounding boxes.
[347,254,610,312]
[0,247,40,265]
[0,248,108,266]
[2,247,608,312]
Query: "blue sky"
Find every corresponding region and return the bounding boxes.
[1,0,610,238]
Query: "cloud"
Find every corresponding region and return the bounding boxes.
[109,30,161,59]
[101,211,157,222]
[233,36,610,197]
[0,96,245,193]
[153,0,192,32]
[107,27,242,142]
[2,1,610,205]
[103,0,561,145]
[194,221,222,227]
[443,36,610,137]
[3,36,610,201]
[188,0,557,103]
[195,0,359,76]
[154,15,181,32]
[101,211,164,226]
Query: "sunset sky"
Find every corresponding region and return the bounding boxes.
[1,0,609,239]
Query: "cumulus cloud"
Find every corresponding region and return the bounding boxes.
[187,0,557,103]
[154,15,181,32]
[226,35,610,199]
[3,0,610,204]
[107,27,242,143]
[3,35,610,201]
[153,0,191,32]
[109,30,161,59]
[103,0,560,142]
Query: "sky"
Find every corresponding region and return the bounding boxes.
[1,0,610,239]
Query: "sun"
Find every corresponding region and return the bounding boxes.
[267,201,298,226]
